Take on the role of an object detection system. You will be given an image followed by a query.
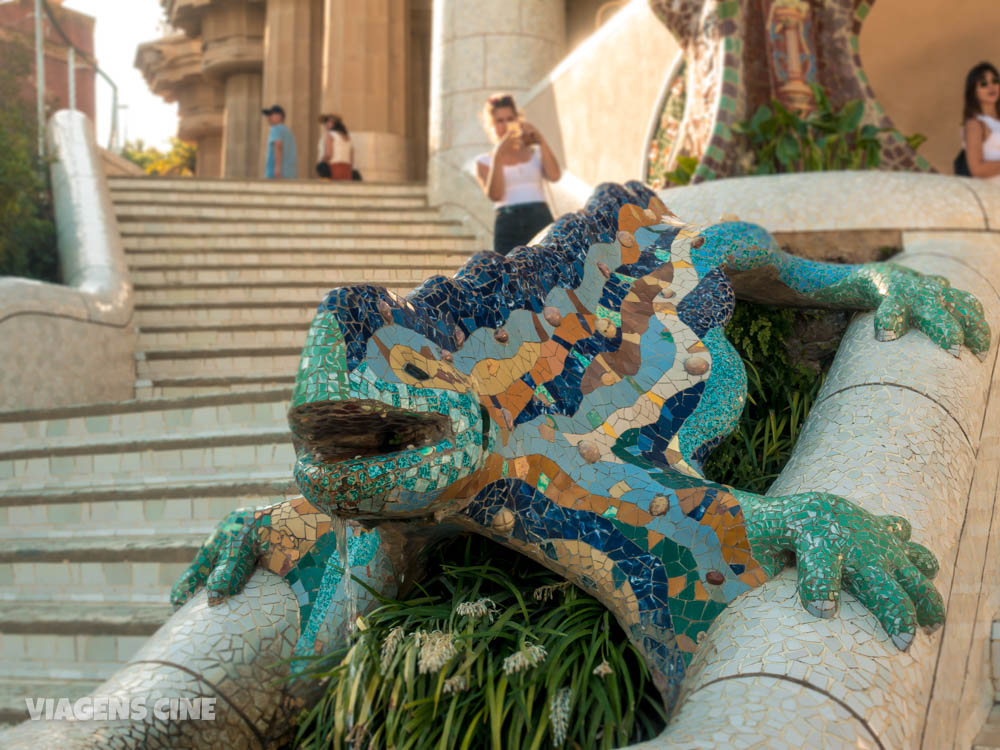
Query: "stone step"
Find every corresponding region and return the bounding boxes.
[129,263,459,287]
[0,601,171,636]
[975,705,1000,750]
[0,388,291,445]
[0,534,203,603]
[106,177,427,196]
[0,603,170,689]
[118,219,467,239]
[115,203,443,223]
[136,326,306,352]
[136,323,308,351]
[111,191,428,210]
[0,677,104,725]
[133,301,365,327]
[134,374,296,399]
[135,348,300,380]
[0,474,297,536]
[132,281,416,306]
[0,535,204,564]
[121,233,477,252]
[0,633,150,685]
[125,247,474,268]
[0,426,295,486]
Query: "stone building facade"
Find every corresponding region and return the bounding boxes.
[0,0,96,124]
[137,0,618,181]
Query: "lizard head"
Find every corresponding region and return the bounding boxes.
[288,295,498,519]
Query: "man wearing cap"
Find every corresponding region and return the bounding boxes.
[263,105,298,179]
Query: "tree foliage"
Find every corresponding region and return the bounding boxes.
[121,138,196,176]
[0,38,59,282]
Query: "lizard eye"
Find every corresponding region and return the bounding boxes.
[403,362,431,381]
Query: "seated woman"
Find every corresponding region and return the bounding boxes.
[475,93,561,255]
[316,114,353,180]
[962,62,1000,182]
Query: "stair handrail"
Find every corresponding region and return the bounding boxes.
[40,0,121,152]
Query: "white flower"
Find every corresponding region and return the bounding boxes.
[442,674,468,694]
[380,626,405,674]
[502,643,547,674]
[592,660,613,678]
[455,597,499,622]
[532,581,571,602]
[550,687,572,747]
[415,630,456,674]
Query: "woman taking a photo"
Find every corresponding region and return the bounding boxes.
[476,93,561,255]
[962,62,1000,182]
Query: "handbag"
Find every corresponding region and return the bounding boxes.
[954,150,971,177]
[351,168,363,181]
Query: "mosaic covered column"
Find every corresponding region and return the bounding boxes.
[426,0,566,232]
[647,0,930,182]
[200,0,266,178]
[261,0,325,179]
[319,0,409,183]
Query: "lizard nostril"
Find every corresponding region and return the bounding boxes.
[403,362,431,381]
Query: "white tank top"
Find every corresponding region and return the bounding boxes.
[977,115,1000,163]
[318,130,352,164]
[477,147,546,207]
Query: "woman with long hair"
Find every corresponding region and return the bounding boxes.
[475,93,561,255]
[962,62,1000,182]
[316,114,353,181]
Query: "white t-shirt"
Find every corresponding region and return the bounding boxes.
[476,147,546,207]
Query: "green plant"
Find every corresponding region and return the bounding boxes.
[0,38,59,283]
[733,84,923,175]
[661,154,699,187]
[293,536,667,750]
[121,137,197,176]
[703,302,840,494]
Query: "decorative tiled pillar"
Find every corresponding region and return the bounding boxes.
[427,0,566,237]
[262,0,325,179]
[320,0,409,183]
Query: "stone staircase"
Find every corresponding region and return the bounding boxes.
[0,177,479,723]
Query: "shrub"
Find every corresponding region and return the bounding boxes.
[293,536,667,750]
[0,39,59,283]
[702,302,848,493]
[121,138,196,176]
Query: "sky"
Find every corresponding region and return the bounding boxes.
[61,0,179,150]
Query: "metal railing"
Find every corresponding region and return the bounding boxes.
[33,0,120,156]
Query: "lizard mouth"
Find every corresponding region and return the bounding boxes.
[289,400,452,464]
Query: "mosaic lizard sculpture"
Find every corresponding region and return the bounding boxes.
[173,181,990,710]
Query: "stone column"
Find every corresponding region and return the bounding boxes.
[320,0,409,183]
[196,132,223,177]
[200,0,266,178]
[176,79,225,178]
[261,0,325,179]
[220,72,262,178]
[426,0,565,236]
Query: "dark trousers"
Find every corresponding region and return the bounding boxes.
[493,201,554,256]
